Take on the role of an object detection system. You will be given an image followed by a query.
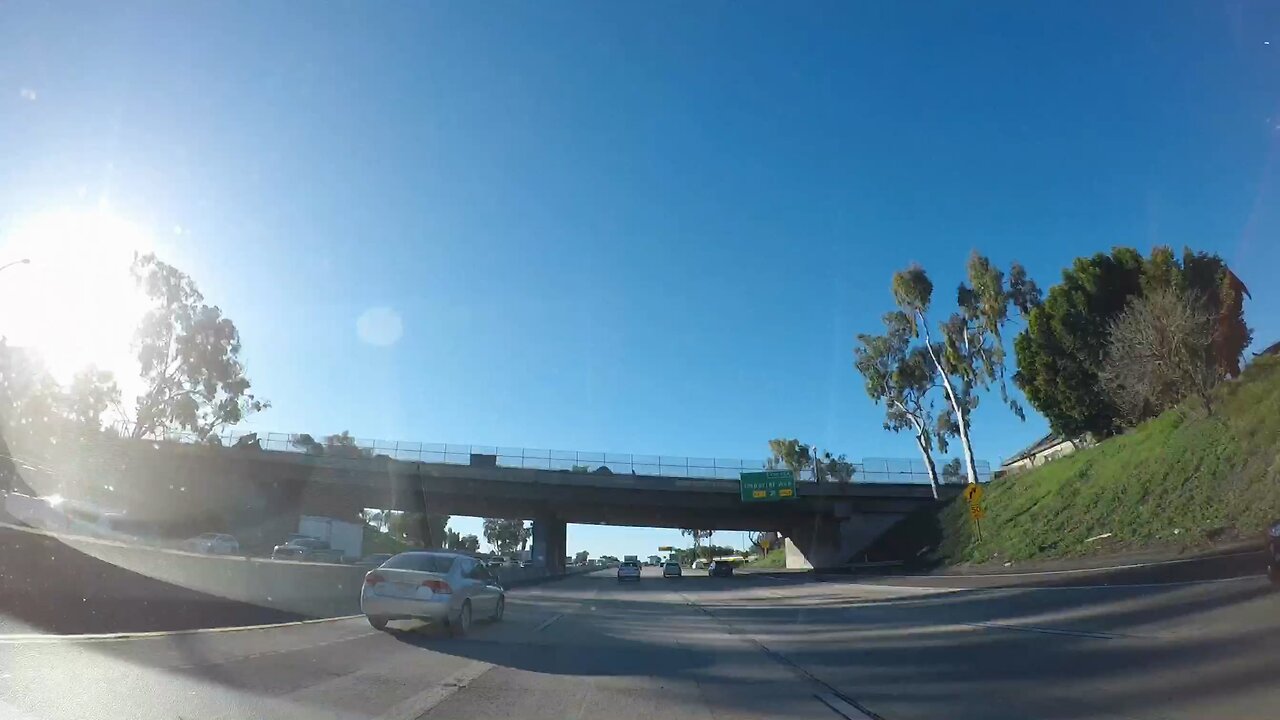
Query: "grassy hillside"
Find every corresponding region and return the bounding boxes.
[749,547,787,568]
[873,355,1280,565]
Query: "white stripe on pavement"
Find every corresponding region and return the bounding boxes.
[815,692,879,720]
[0,614,363,644]
[376,660,494,720]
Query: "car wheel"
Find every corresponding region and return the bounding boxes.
[492,596,505,622]
[450,601,472,637]
[367,615,388,631]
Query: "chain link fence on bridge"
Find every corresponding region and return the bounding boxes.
[158,429,992,485]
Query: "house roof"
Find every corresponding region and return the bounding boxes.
[1002,433,1068,466]
[1254,339,1280,358]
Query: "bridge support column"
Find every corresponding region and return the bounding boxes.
[784,513,903,570]
[531,515,566,575]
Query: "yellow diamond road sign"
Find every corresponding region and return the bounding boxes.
[963,484,983,503]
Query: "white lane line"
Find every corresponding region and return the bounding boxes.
[534,613,564,632]
[170,630,379,669]
[891,550,1262,579]
[0,614,363,644]
[964,621,1129,640]
[815,692,879,720]
[376,659,494,720]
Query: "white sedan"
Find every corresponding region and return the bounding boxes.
[183,533,239,555]
[361,551,505,635]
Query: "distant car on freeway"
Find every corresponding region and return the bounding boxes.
[616,560,641,581]
[361,551,505,636]
[662,561,682,578]
[708,560,735,578]
[355,553,393,567]
[182,533,239,555]
[271,536,344,563]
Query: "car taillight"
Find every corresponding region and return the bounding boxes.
[364,572,384,586]
[422,579,452,594]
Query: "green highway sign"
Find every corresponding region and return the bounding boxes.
[739,470,797,503]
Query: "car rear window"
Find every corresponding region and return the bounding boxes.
[622,561,639,568]
[383,553,456,573]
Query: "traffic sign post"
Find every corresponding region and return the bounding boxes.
[739,470,797,503]
[968,497,985,541]
[963,484,983,504]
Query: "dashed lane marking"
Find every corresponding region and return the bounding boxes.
[816,692,881,720]
[376,659,495,720]
[534,613,564,632]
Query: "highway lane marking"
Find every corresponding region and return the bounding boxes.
[534,613,565,632]
[678,590,888,720]
[376,659,494,720]
[815,692,881,720]
[170,630,380,669]
[962,621,1133,640]
[0,614,364,644]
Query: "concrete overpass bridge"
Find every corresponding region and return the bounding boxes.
[14,432,986,570]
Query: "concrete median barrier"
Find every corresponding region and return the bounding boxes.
[0,523,589,634]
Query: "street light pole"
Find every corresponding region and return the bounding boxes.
[0,259,30,274]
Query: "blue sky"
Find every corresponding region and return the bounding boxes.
[1,2,1277,557]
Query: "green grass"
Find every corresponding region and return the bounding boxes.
[749,547,788,568]
[872,356,1280,565]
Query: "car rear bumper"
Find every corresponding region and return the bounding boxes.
[663,571,681,577]
[360,593,454,621]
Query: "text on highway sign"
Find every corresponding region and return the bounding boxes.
[740,470,797,503]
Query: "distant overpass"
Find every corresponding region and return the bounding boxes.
[10,431,990,570]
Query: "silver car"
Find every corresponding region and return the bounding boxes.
[360,552,505,636]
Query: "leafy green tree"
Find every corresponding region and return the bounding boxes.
[1014,247,1249,437]
[767,439,811,474]
[856,313,945,497]
[291,433,324,455]
[680,529,714,561]
[0,342,121,454]
[483,518,525,554]
[1013,248,1143,438]
[128,253,268,441]
[891,255,1039,484]
[458,534,480,553]
[941,458,963,483]
[749,531,779,554]
[574,550,590,564]
[388,512,448,547]
[64,366,121,437]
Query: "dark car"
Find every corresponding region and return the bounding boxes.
[271,536,344,563]
[708,560,735,578]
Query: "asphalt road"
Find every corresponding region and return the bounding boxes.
[1,565,1278,719]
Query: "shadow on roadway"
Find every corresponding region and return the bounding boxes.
[28,568,1280,720]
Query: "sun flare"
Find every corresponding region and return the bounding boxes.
[0,208,156,384]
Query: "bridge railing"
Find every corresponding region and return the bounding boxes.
[163,430,993,484]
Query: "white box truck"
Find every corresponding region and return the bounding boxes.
[297,515,363,562]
